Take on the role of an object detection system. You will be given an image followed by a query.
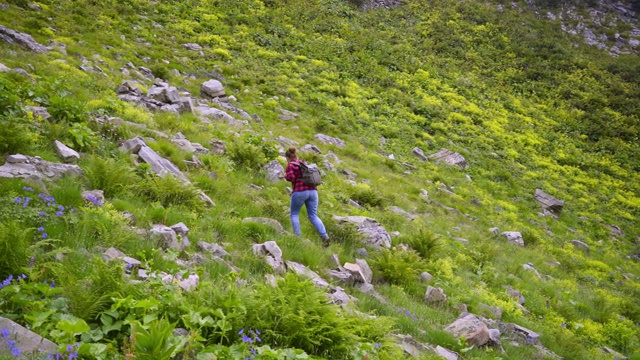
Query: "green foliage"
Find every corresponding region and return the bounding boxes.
[135,174,203,209]
[227,134,279,171]
[371,247,425,285]
[0,221,31,279]
[82,155,138,198]
[68,122,97,151]
[131,319,186,360]
[348,185,386,208]
[401,229,443,261]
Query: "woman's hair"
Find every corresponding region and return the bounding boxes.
[285,147,296,159]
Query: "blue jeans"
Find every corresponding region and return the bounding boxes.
[290,190,327,238]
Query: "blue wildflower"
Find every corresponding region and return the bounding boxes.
[68,351,78,360]
[6,339,16,348]
[241,335,253,343]
[13,197,21,203]
[11,346,20,356]
[58,205,65,211]
[50,281,55,288]
[23,186,33,192]
[561,323,566,327]
[37,227,45,232]
[56,211,64,216]
[23,197,31,207]
[374,343,383,349]
[42,233,48,239]
[1,328,9,338]
[238,329,244,335]
[39,211,47,216]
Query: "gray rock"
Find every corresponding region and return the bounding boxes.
[343,262,367,283]
[103,247,126,261]
[355,258,372,283]
[489,227,500,235]
[201,79,225,98]
[301,144,322,154]
[0,317,57,356]
[389,206,416,220]
[253,241,285,274]
[138,146,187,180]
[170,222,189,236]
[183,43,202,51]
[332,215,392,248]
[501,231,524,246]
[242,217,285,234]
[0,154,83,181]
[147,81,181,104]
[196,105,238,125]
[479,303,503,320]
[506,288,525,305]
[445,313,496,347]
[54,140,80,163]
[197,241,229,257]
[82,190,104,204]
[425,285,447,304]
[412,147,428,161]
[25,106,51,120]
[264,160,285,182]
[149,224,188,251]
[427,149,468,169]
[355,248,369,257]
[569,239,590,253]
[420,271,433,282]
[0,25,48,53]
[119,137,147,154]
[435,345,459,360]
[210,139,226,155]
[0,62,10,72]
[285,261,328,287]
[314,133,346,147]
[534,189,564,216]
[278,108,299,121]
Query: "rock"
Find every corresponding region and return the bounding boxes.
[420,271,433,282]
[332,215,392,248]
[488,227,500,235]
[53,140,80,163]
[138,146,187,180]
[313,134,346,147]
[501,231,524,246]
[444,313,496,347]
[253,241,285,274]
[182,43,202,51]
[478,303,503,320]
[343,262,367,283]
[285,261,328,287]
[0,63,9,72]
[278,108,299,121]
[534,189,564,216]
[568,239,591,254]
[264,160,285,182]
[339,168,358,180]
[25,106,51,120]
[523,263,541,278]
[197,241,229,257]
[435,345,459,360]
[82,190,105,205]
[242,217,285,234]
[147,81,181,104]
[0,317,57,356]
[149,224,188,251]
[389,206,416,220]
[0,154,83,181]
[506,288,525,305]
[412,147,428,161]
[0,25,48,53]
[210,139,226,155]
[424,285,447,304]
[427,149,468,169]
[196,105,240,125]
[103,247,126,261]
[201,79,225,98]
[119,136,147,154]
[301,144,322,154]
[601,347,628,360]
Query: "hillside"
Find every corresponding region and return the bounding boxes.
[0,0,639,359]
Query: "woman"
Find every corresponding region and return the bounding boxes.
[284,147,330,246]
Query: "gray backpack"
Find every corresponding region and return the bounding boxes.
[292,161,322,186]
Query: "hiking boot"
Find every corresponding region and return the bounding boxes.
[321,235,330,248]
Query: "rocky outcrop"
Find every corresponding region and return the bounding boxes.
[534,189,564,216]
[501,231,524,246]
[0,317,57,356]
[201,79,226,98]
[427,149,468,169]
[264,160,285,182]
[332,215,392,248]
[116,80,193,114]
[242,217,285,234]
[53,140,80,163]
[0,154,83,180]
[0,25,48,53]
[444,313,500,347]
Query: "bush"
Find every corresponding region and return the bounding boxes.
[403,229,442,261]
[135,174,203,209]
[371,247,425,285]
[0,220,31,279]
[227,134,278,171]
[82,155,138,198]
[348,185,386,209]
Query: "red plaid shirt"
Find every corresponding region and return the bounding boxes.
[285,161,317,193]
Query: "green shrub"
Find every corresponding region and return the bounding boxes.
[227,134,279,171]
[82,155,138,198]
[135,174,203,209]
[348,186,386,209]
[0,220,31,279]
[403,229,442,261]
[371,247,425,285]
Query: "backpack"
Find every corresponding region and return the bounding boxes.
[292,161,322,186]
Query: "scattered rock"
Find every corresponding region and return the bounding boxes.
[201,79,226,98]
[332,215,392,248]
[569,240,590,254]
[313,134,346,147]
[278,108,299,121]
[412,147,428,161]
[253,240,286,274]
[501,231,524,246]
[534,189,564,216]
[427,149,468,169]
[182,43,202,51]
[53,140,80,163]
[25,106,51,120]
[506,288,525,305]
[264,160,285,182]
[420,272,433,282]
[444,313,499,347]
[424,285,447,304]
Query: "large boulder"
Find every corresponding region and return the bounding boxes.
[264,160,285,182]
[534,189,564,216]
[332,216,391,248]
[427,149,468,169]
[444,313,500,347]
[0,25,49,53]
[313,134,346,147]
[0,317,57,356]
[0,154,83,180]
[201,79,226,98]
[54,140,80,163]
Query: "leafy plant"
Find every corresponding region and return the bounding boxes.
[131,318,186,360]
[403,229,442,261]
[371,247,425,285]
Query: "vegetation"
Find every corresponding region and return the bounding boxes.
[0,0,639,359]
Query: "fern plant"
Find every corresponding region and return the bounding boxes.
[131,319,186,360]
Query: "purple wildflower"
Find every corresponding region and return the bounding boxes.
[23,186,33,191]
[6,339,16,348]
[11,347,20,356]
[1,328,9,338]
[50,281,55,288]
[561,323,566,328]
[58,205,65,211]
[238,329,244,335]
[56,211,64,216]
[13,197,21,203]
[39,211,47,216]
[37,227,45,232]
[23,197,31,207]
[241,335,253,343]
[42,233,48,239]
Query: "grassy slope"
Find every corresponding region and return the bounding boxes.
[1,0,639,359]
